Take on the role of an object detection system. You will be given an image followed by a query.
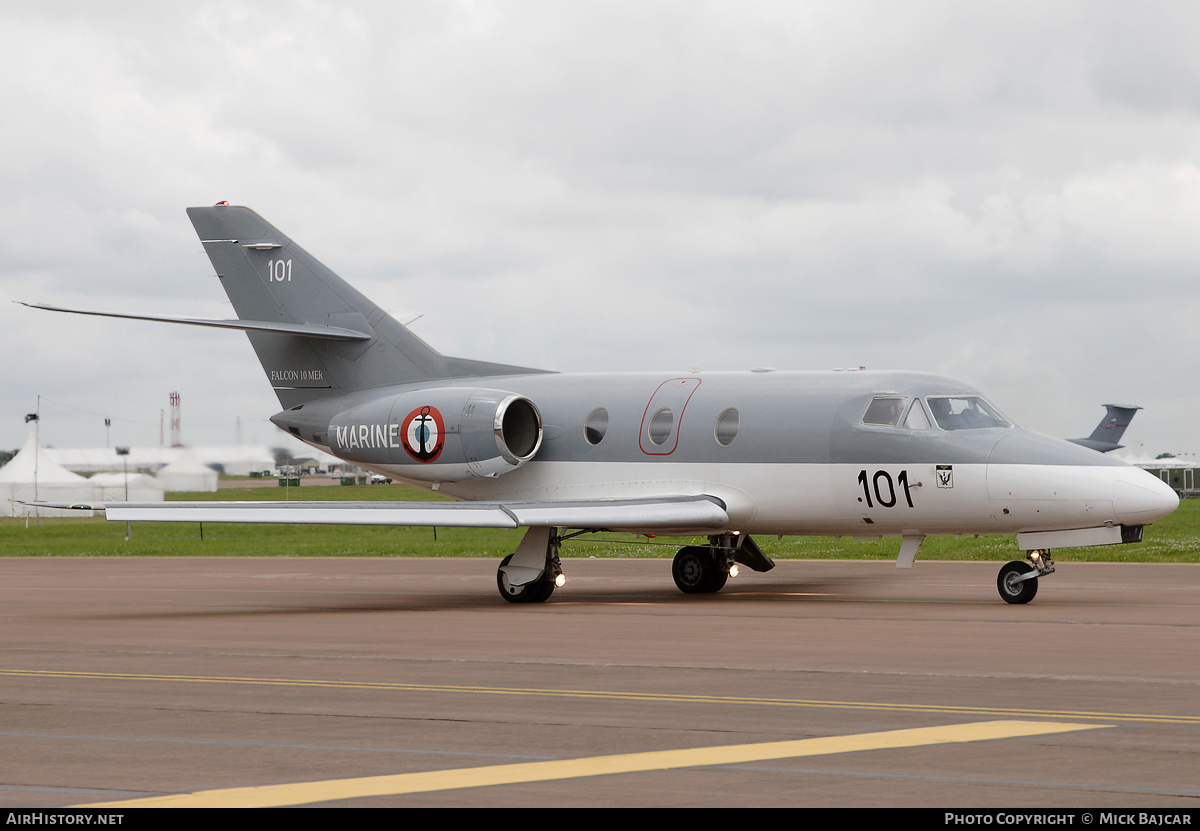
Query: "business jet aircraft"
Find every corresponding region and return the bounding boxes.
[24,205,1179,605]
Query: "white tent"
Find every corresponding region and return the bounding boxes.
[0,432,97,517]
[155,450,218,493]
[45,444,278,477]
[88,471,165,502]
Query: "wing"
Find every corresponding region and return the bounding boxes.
[35,495,730,535]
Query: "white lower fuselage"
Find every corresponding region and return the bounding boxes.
[365,459,1175,540]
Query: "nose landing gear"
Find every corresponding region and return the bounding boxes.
[997,549,1054,604]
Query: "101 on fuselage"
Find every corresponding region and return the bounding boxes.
[26,204,1180,605]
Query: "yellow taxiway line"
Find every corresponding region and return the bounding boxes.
[3,667,1193,724]
[78,720,1106,808]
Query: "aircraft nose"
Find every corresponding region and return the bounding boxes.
[1113,467,1179,525]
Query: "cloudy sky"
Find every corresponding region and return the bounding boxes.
[2,1,1199,458]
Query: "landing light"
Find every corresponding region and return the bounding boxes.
[729,564,739,578]
[554,573,566,588]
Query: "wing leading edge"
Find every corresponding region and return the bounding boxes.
[53,495,730,534]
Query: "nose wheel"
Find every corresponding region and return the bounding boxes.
[997,550,1052,604]
[997,561,1038,604]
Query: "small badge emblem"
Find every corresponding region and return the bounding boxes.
[936,464,953,489]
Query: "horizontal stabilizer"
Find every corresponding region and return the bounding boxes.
[24,495,729,533]
[17,303,372,341]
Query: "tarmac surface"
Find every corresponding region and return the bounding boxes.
[0,556,1197,807]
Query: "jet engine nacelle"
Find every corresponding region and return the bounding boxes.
[328,387,543,482]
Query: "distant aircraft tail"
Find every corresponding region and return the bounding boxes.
[187,205,542,409]
[1068,404,1141,453]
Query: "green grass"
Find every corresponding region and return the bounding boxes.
[2,485,1198,563]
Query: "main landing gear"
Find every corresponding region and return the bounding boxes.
[671,533,774,595]
[996,549,1054,604]
[496,528,777,603]
[497,527,565,604]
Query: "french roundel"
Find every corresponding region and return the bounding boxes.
[401,405,445,463]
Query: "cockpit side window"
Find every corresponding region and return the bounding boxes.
[861,396,908,427]
[925,396,1009,430]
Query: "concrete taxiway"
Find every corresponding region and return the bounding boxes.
[0,557,1196,807]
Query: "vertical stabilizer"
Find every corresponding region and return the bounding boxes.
[187,205,543,409]
[1068,404,1142,453]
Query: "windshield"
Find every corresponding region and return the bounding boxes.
[925,396,1010,431]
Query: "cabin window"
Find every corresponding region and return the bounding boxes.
[926,396,1009,430]
[714,408,740,446]
[647,408,674,445]
[861,396,907,427]
[584,408,609,445]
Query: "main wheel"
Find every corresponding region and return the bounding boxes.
[672,546,727,594]
[997,560,1038,604]
[707,564,729,592]
[497,554,555,604]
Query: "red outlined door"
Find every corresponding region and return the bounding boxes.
[639,378,701,456]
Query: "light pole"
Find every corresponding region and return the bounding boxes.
[115,446,130,541]
[23,411,39,526]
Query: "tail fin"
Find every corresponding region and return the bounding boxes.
[187,205,543,409]
[1068,404,1141,453]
